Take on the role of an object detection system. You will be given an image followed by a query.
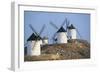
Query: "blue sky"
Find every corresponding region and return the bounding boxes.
[24,11,90,44]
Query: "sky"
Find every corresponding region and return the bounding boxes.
[24,11,90,44]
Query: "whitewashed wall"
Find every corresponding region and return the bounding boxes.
[57,32,67,43]
[42,39,48,45]
[69,29,77,39]
[27,40,42,56]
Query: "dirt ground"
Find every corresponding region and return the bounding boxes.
[24,39,90,61]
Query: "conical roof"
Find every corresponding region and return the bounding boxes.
[68,24,75,29]
[57,27,66,33]
[27,33,41,41]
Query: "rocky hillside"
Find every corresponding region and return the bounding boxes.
[41,39,90,59]
[25,39,90,61]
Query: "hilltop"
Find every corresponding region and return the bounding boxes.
[24,39,90,61]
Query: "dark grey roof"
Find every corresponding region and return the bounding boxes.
[57,27,66,33]
[27,33,41,41]
[68,24,75,29]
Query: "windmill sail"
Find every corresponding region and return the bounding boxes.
[60,18,66,27]
[65,18,70,31]
[28,24,46,50]
[52,32,57,43]
[39,24,46,36]
[50,21,59,29]
[49,18,68,43]
[76,28,82,39]
[29,24,39,36]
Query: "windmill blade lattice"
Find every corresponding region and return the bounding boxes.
[76,28,82,39]
[60,18,66,27]
[29,24,39,36]
[50,21,59,29]
[49,18,69,43]
[39,24,46,36]
[52,32,57,43]
[65,18,70,30]
[29,24,46,50]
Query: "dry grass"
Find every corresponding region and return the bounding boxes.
[24,54,61,61]
[24,39,90,61]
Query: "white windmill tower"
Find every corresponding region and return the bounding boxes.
[56,26,67,43]
[67,23,83,43]
[50,18,68,44]
[27,24,46,56]
[67,24,77,39]
[42,36,48,45]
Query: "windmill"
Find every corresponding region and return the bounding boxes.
[50,18,69,44]
[64,18,83,40]
[27,24,47,56]
[50,17,83,44]
[32,24,48,45]
[67,24,82,40]
[63,17,82,40]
